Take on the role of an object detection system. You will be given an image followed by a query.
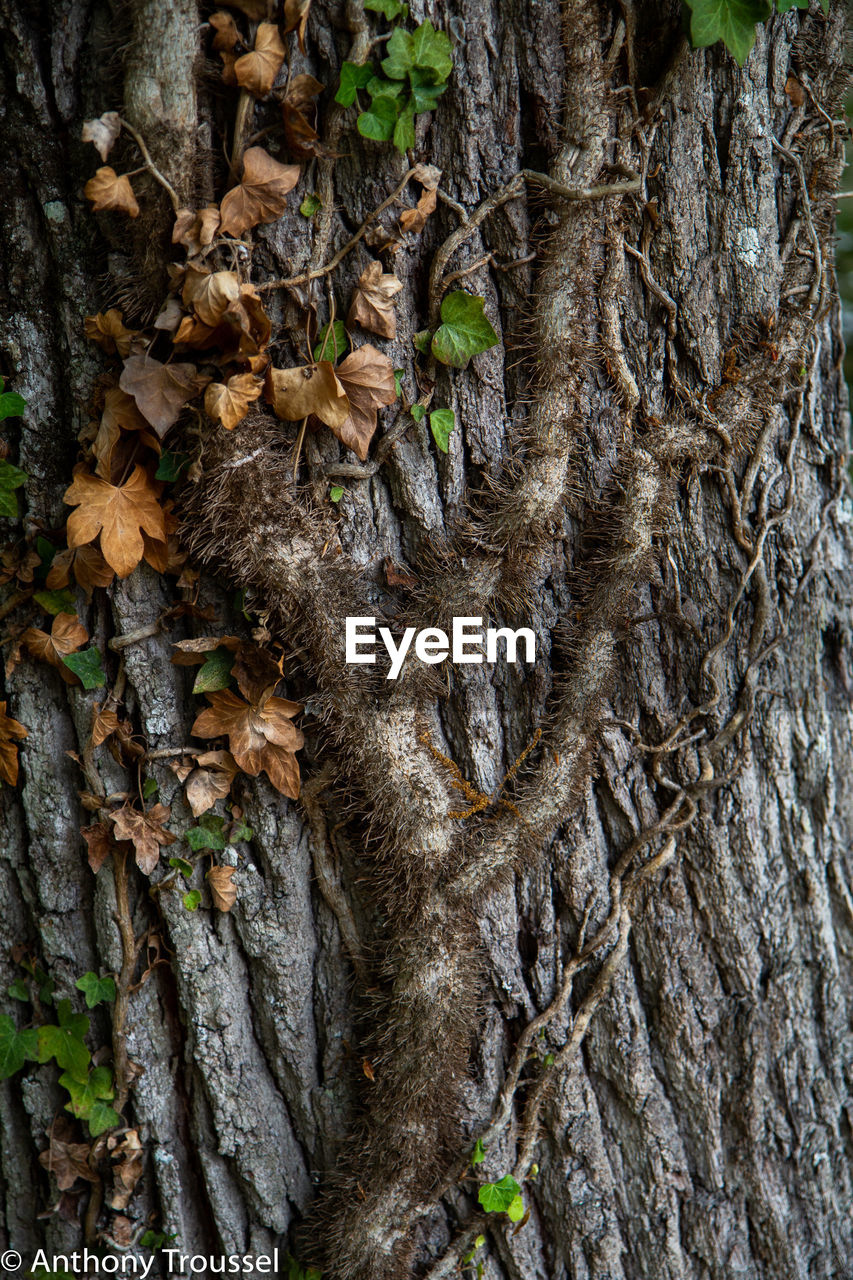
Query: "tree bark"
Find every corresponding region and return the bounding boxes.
[1,2,852,1279]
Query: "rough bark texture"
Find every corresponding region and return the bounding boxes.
[1,1,852,1279]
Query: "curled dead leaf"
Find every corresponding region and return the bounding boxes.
[347,261,403,340]
[39,1120,98,1192]
[205,373,263,430]
[91,704,120,748]
[266,361,350,429]
[21,613,89,684]
[209,11,240,51]
[207,865,238,912]
[82,112,121,162]
[84,167,140,218]
[120,354,207,439]
[283,0,311,53]
[182,266,241,328]
[333,344,398,461]
[81,822,114,873]
[185,749,238,817]
[191,689,303,798]
[234,22,285,97]
[399,186,437,235]
[173,205,221,256]
[109,802,176,876]
[0,700,27,787]
[219,147,300,237]
[84,310,136,359]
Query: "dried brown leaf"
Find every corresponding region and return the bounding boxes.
[333,344,397,460]
[399,186,437,235]
[207,864,238,912]
[84,167,140,218]
[0,700,27,787]
[205,373,263,430]
[109,802,176,876]
[266,361,350,429]
[21,613,88,683]
[234,22,285,96]
[172,204,222,256]
[182,266,241,327]
[91,705,120,748]
[39,1122,98,1192]
[81,112,121,162]
[283,0,311,53]
[108,1129,144,1211]
[209,11,240,51]
[64,463,166,579]
[84,310,136,359]
[46,543,115,597]
[119,354,207,438]
[219,147,300,237]
[191,689,303,798]
[347,261,402,340]
[185,750,238,817]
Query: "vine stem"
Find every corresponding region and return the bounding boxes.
[117,116,181,213]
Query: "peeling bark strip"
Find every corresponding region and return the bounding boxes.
[2,3,853,1280]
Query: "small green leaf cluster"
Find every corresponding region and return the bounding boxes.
[477,1173,525,1222]
[336,17,453,153]
[682,0,827,66]
[1,974,119,1137]
[178,813,252,910]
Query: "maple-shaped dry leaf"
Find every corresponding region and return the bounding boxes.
[81,821,114,873]
[185,749,238,817]
[92,704,120,747]
[183,266,241,327]
[205,373,263,430]
[84,167,140,218]
[219,147,300,237]
[119,354,207,439]
[267,361,350,429]
[110,802,176,875]
[207,865,238,912]
[347,261,403,341]
[84,310,136,359]
[399,186,437,236]
[64,463,166,579]
[21,612,89,684]
[0,700,27,787]
[209,10,240,51]
[82,112,121,161]
[39,1121,98,1192]
[191,689,303,798]
[172,204,221,256]
[46,543,115,597]
[283,0,311,53]
[234,22,285,96]
[333,344,398,461]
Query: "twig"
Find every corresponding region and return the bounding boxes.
[118,117,181,213]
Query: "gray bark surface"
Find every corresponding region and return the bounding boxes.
[1,1,852,1278]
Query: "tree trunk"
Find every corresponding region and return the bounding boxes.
[1,2,851,1279]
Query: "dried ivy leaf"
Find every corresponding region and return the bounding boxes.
[333,344,398,460]
[109,802,177,875]
[282,74,325,155]
[91,705,120,747]
[108,1129,144,1211]
[207,865,238,912]
[191,689,303,798]
[234,22,285,96]
[172,205,222,255]
[21,613,89,683]
[81,112,121,162]
[347,261,403,340]
[283,0,311,52]
[64,463,166,579]
[182,266,242,328]
[205,373,263,430]
[120,354,206,438]
[219,147,300,237]
[81,822,114,873]
[185,750,238,817]
[209,11,240,51]
[0,701,27,787]
[266,361,350,429]
[46,543,115,597]
[38,1120,98,1191]
[84,167,140,218]
[399,185,436,234]
[84,310,136,359]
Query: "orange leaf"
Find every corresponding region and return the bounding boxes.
[332,344,398,460]
[182,266,241,327]
[191,689,303,798]
[209,11,240,51]
[172,204,222,255]
[64,464,166,579]
[84,310,136,358]
[92,705,120,747]
[185,750,238,817]
[0,700,27,787]
[84,167,140,218]
[266,361,350,429]
[21,613,89,683]
[399,187,437,235]
[219,147,300,237]
[46,543,115,597]
[81,821,115,873]
[207,865,238,912]
[109,802,176,876]
[205,373,262,430]
[234,22,285,96]
[347,261,403,341]
[119,354,207,438]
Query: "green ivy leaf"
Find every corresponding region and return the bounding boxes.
[37,1000,91,1082]
[75,972,116,1008]
[336,61,374,107]
[186,814,227,852]
[192,648,234,694]
[381,27,414,79]
[230,819,253,842]
[300,193,322,217]
[408,70,447,114]
[88,1097,122,1137]
[61,647,106,690]
[357,95,399,141]
[169,855,194,878]
[60,1064,114,1120]
[143,777,159,799]
[682,0,771,64]
[329,485,344,503]
[506,1193,525,1223]
[183,889,202,911]
[0,460,27,518]
[367,76,405,99]
[431,292,498,368]
[0,378,26,422]
[365,0,408,17]
[410,403,426,423]
[471,1137,485,1166]
[429,409,455,453]
[410,19,453,82]
[33,587,76,616]
[0,1014,38,1078]
[477,1174,521,1214]
[393,369,405,397]
[412,329,432,356]
[7,978,29,1001]
[155,450,189,483]
[313,321,350,363]
[393,102,416,153]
